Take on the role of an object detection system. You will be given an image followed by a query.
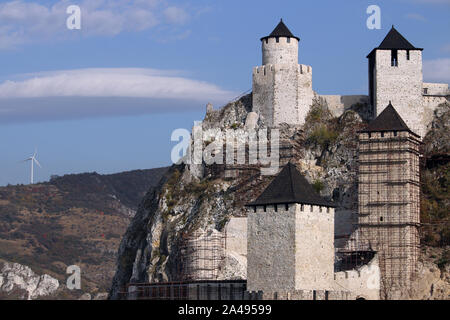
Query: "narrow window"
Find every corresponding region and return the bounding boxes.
[285,203,289,211]
[287,37,291,43]
[319,206,322,213]
[368,133,372,138]
[327,207,330,213]
[424,88,428,94]
[381,132,384,137]
[391,50,398,67]
[265,38,268,44]
[276,37,279,43]
[263,205,267,212]
[380,216,384,222]
[301,204,304,211]
[406,50,410,60]
[310,205,313,212]
[253,206,256,213]
[313,290,317,300]
[274,204,278,212]
[393,131,397,137]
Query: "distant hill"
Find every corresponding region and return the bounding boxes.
[0,167,168,299]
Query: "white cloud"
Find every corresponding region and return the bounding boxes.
[423,58,450,82]
[0,68,237,122]
[0,0,191,49]
[164,6,190,25]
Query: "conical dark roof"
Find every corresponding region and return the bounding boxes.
[261,19,300,41]
[360,102,418,136]
[367,26,422,58]
[378,26,417,50]
[247,162,335,207]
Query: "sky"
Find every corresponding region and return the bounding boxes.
[0,0,449,186]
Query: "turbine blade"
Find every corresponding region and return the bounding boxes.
[34,158,42,168]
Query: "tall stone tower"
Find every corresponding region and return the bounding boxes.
[246,163,335,293]
[367,26,424,137]
[357,103,420,298]
[252,19,314,127]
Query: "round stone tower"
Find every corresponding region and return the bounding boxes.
[261,19,300,65]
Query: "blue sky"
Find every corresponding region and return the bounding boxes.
[0,0,449,185]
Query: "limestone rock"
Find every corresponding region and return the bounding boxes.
[0,262,59,300]
[244,112,258,129]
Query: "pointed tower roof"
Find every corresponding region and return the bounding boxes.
[360,102,419,137]
[247,162,335,207]
[261,19,300,41]
[367,26,422,58]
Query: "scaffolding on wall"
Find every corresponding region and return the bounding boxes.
[177,229,227,282]
[351,131,421,297]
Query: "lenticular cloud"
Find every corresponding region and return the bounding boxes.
[0,68,237,123]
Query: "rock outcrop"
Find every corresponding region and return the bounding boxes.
[0,261,59,299]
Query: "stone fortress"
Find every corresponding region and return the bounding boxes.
[252,20,449,137]
[230,20,446,300]
[120,20,449,301]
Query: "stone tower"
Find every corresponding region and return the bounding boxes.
[252,19,314,128]
[357,103,420,298]
[246,163,335,292]
[367,26,424,137]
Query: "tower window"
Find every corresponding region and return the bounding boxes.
[423,88,428,94]
[263,205,267,212]
[274,204,278,212]
[300,204,304,211]
[394,131,397,137]
[285,203,289,210]
[253,206,256,213]
[406,50,410,60]
[287,37,291,43]
[381,132,384,137]
[265,38,268,44]
[380,217,384,222]
[276,37,279,43]
[391,50,398,67]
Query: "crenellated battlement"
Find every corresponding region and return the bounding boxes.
[298,64,312,74]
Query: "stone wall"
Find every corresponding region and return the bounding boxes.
[262,36,298,65]
[333,254,381,300]
[319,95,371,119]
[294,204,335,290]
[297,65,314,126]
[219,217,247,280]
[247,203,335,292]
[247,204,296,291]
[423,82,449,96]
[373,49,424,136]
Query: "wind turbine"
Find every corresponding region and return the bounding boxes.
[23,149,41,184]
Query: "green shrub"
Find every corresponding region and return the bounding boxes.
[307,125,338,149]
[312,180,325,193]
